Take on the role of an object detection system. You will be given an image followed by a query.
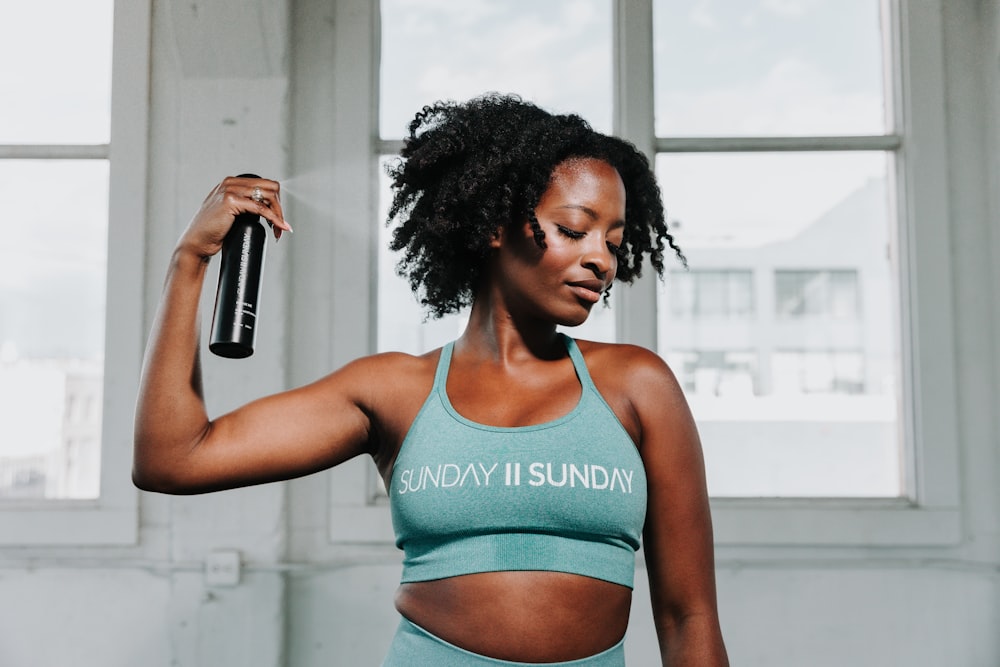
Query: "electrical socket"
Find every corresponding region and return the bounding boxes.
[204,549,242,587]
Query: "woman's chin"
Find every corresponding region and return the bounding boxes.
[556,308,594,328]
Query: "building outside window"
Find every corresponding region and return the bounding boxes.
[775,269,860,319]
[666,349,759,397]
[772,349,866,395]
[669,269,755,319]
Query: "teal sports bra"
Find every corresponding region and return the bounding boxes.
[389,334,647,588]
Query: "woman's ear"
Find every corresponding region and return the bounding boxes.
[489,225,504,249]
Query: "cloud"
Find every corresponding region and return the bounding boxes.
[381,0,612,133]
[760,0,825,19]
[657,56,884,136]
[689,0,720,30]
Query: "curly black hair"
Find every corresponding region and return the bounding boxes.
[385,93,685,319]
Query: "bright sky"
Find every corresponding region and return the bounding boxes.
[0,1,113,144]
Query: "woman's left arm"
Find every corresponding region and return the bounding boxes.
[627,348,729,667]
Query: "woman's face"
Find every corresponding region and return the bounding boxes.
[490,157,627,327]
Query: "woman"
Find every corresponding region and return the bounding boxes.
[134,94,728,666]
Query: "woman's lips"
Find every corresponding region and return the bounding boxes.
[567,280,605,303]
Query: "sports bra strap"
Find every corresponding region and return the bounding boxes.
[560,333,598,393]
[432,341,456,393]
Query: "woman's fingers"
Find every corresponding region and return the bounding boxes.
[180,176,293,257]
[229,176,293,239]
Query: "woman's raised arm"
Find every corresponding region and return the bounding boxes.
[132,176,371,494]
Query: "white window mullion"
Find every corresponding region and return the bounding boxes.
[892,0,960,510]
[0,145,110,159]
[655,135,902,153]
[323,0,393,545]
[613,0,659,349]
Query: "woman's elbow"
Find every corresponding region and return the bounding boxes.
[131,447,191,494]
[132,460,175,493]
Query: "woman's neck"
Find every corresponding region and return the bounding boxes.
[458,297,563,364]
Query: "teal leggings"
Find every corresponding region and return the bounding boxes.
[381,616,627,666]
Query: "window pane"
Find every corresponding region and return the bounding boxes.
[776,269,860,319]
[0,161,108,499]
[0,0,114,144]
[653,0,886,136]
[379,0,613,137]
[670,269,755,318]
[378,0,616,352]
[656,152,900,497]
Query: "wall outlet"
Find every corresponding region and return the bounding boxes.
[204,549,242,587]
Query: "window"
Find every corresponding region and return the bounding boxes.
[667,349,758,397]
[0,3,113,500]
[321,0,961,546]
[772,349,865,395]
[0,0,150,545]
[653,1,902,498]
[775,270,860,319]
[670,270,755,318]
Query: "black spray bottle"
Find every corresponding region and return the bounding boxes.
[209,173,268,358]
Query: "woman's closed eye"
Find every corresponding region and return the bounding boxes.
[557,225,625,257]
[556,225,586,240]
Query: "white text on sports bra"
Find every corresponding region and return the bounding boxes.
[396,462,636,494]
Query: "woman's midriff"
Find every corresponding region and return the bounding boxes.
[395,571,632,662]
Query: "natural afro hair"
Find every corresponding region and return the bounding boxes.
[385,93,684,318]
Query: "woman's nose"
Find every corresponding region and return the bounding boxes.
[582,239,613,276]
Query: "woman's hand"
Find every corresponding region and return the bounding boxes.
[177,175,293,259]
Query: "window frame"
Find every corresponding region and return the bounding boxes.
[312,0,960,549]
[0,0,150,546]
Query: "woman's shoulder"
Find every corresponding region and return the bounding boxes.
[336,347,442,391]
[571,340,698,465]
[572,338,687,411]
[570,338,687,442]
[353,346,441,368]
[572,337,676,382]
[326,347,445,462]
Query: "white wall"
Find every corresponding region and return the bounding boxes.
[0,1,998,666]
